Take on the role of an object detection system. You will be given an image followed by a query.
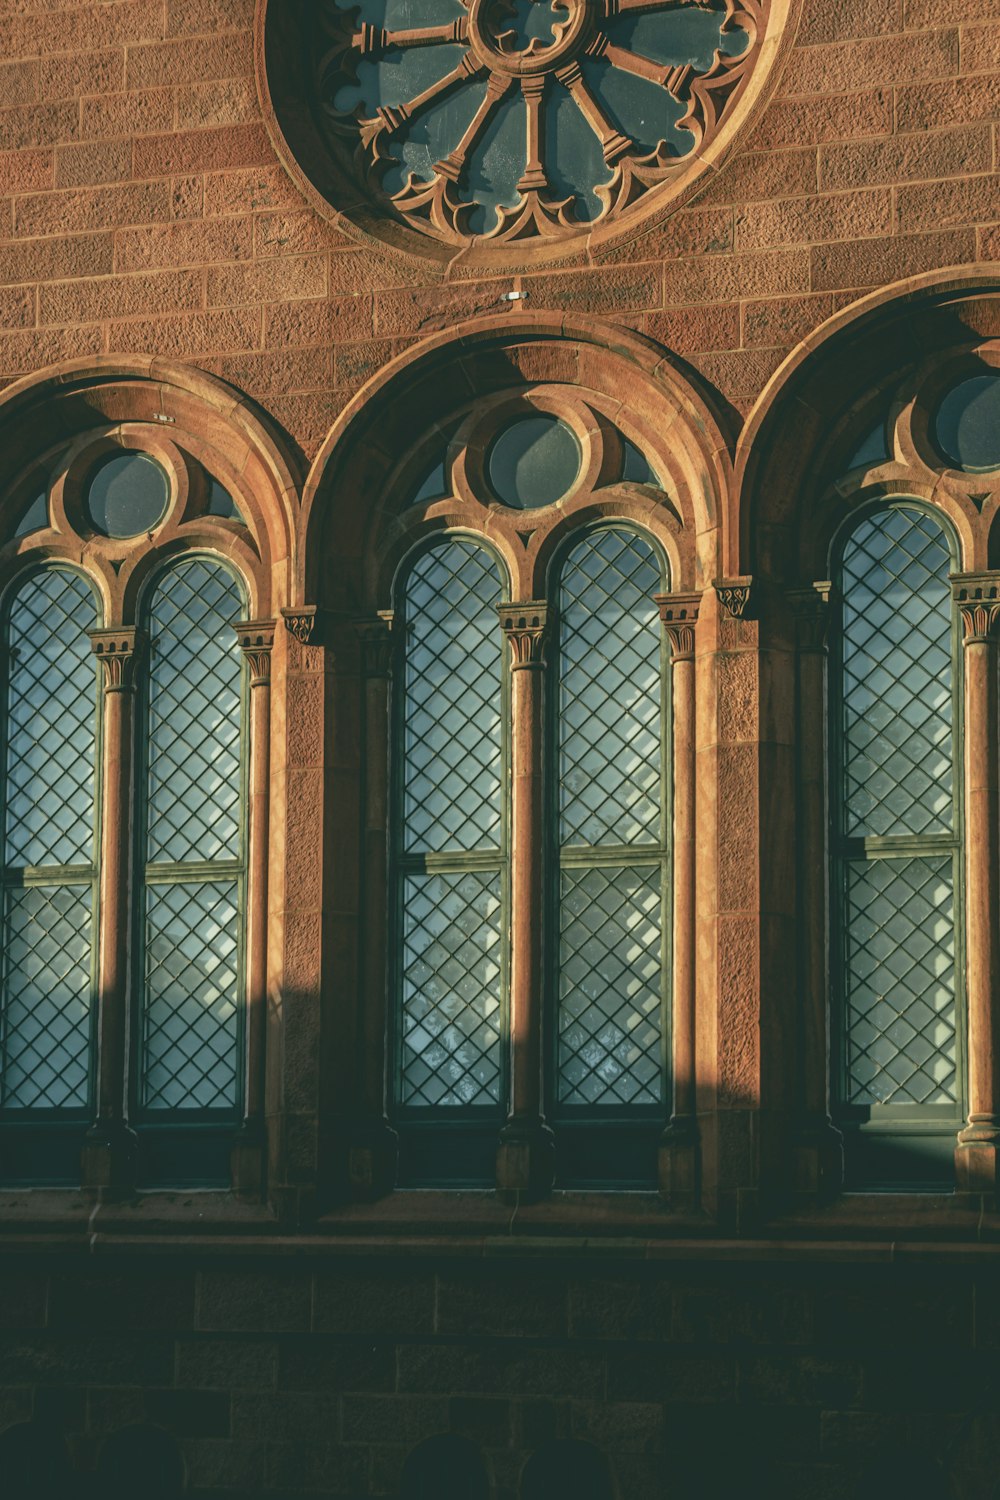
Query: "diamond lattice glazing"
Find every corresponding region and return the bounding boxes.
[399,870,502,1107]
[844,856,956,1106]
[403,542,504,854]
[1,885,93,1110]
[559,529,663,846]
[841,508,954,838]
[146,560,245,864]
[142,880,240,1110]
[4,569,98,868]
[558,864,662,1106]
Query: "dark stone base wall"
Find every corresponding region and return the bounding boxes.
[3,1243,997,1499]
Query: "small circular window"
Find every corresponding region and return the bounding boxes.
[86,453,170,538]
[487,415,581,508]
[933,373,1000,471]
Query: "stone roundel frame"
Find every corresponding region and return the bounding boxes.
[735,271,1000,586]
[300,313,734,610]
[0,357,301,628]
[255,0,801,272]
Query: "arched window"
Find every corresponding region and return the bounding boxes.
[831,502,963,1187]
[0,568,100,1184]
[392,538,508,1185]
[136,558,248,1185]
[551,526,669,1185]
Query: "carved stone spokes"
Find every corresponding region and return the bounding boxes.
[89,628,148,693]
[953,573,1000,644]
[315,0,760,246]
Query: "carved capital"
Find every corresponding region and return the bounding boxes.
[235,619,276,686]
[788,582,832,652]
[654,591,700,661]
[953,573,1000,644]
[497,600,549,669]
[281,606,320,645]
[88,628,148,692]
[354,610,395,678]
[713,575,753,620]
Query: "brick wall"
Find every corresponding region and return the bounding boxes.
[0,0,997,458]
[2,1246,997,1499]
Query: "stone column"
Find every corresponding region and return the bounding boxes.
[788,585,843,1198]
[495,602,554,1198]
[231,620,276,1198]
[81,628,146,1196]
[953,575,1000,1195]
[655,592,700,1205]
[349,612,399,1198]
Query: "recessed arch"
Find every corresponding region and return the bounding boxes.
[301,313,734,611]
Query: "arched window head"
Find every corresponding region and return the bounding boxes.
[0,568,100,1184]
[137,558,248,1186]
[831,502,963,1187]
[552,526,670,1185]
[392,538,509,1186]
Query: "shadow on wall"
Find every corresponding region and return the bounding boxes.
[0,1419,185,1500]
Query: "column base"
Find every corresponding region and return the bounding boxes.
[792,1119,844,1199]
[955,1119,1000,1195]
[495,1118,555,1202]
[348,1120,399,1201]
[658,1117,699,1207]
[81,1120,137,1199]
[231,1121,266,1199]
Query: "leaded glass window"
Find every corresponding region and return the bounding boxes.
[392,539,508,1181]
[0,569,101,1164]
[831,504,963,1184]
[552,529,668,1141]
[137,559,247,1128]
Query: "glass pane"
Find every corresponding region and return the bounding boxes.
[844,856,956,1107]
[402,541,503,854]
[559,530,663,846]
[14,491,48,538]
[934,373,1000,471]
[142,880,240,1110]
[464,89,527,237]
[488,416,581,510]
[399,869,502,1107]
[146,560,245,864]
[847,424,889,470]
[87,452,170,539]
[840,507,953,839]
[558,864,662,1107]
[5,569,98,868]
[1,884,92,1110]
[207,478,240,519]
[621,437,660,486]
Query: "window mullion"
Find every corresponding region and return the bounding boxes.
[82,626,147,1193]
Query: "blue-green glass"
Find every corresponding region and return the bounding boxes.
[558,864,662,1106]
[1,568,99,1116]
[844,856,956,1107]
[141,558,246,1117]
[847,424,889,470]
[584,56,688,157]
[14,492,48,538]
[402,542,503,854]
[207,478,241,520]
[622,437,660,487]
[399,869,502,1106]
[836,506,958,1112]
[546,84,611,222]
[933,373,1000,471]
[556,529,666,1109]
[397,539,506,1114]
[87,452,169,539]
[1,885,93,1110]
[146,561,244,864]
[840,508,953,839]
[559,530,662,845]
[488,416,581,510]
[464,90,527,236]
[5,570,98,868]
[142,880,240,1110]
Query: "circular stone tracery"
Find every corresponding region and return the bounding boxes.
[304,0,766,248]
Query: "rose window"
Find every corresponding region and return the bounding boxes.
[308,0,764,247]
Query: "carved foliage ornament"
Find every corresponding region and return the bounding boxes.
[311,0,765,246]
